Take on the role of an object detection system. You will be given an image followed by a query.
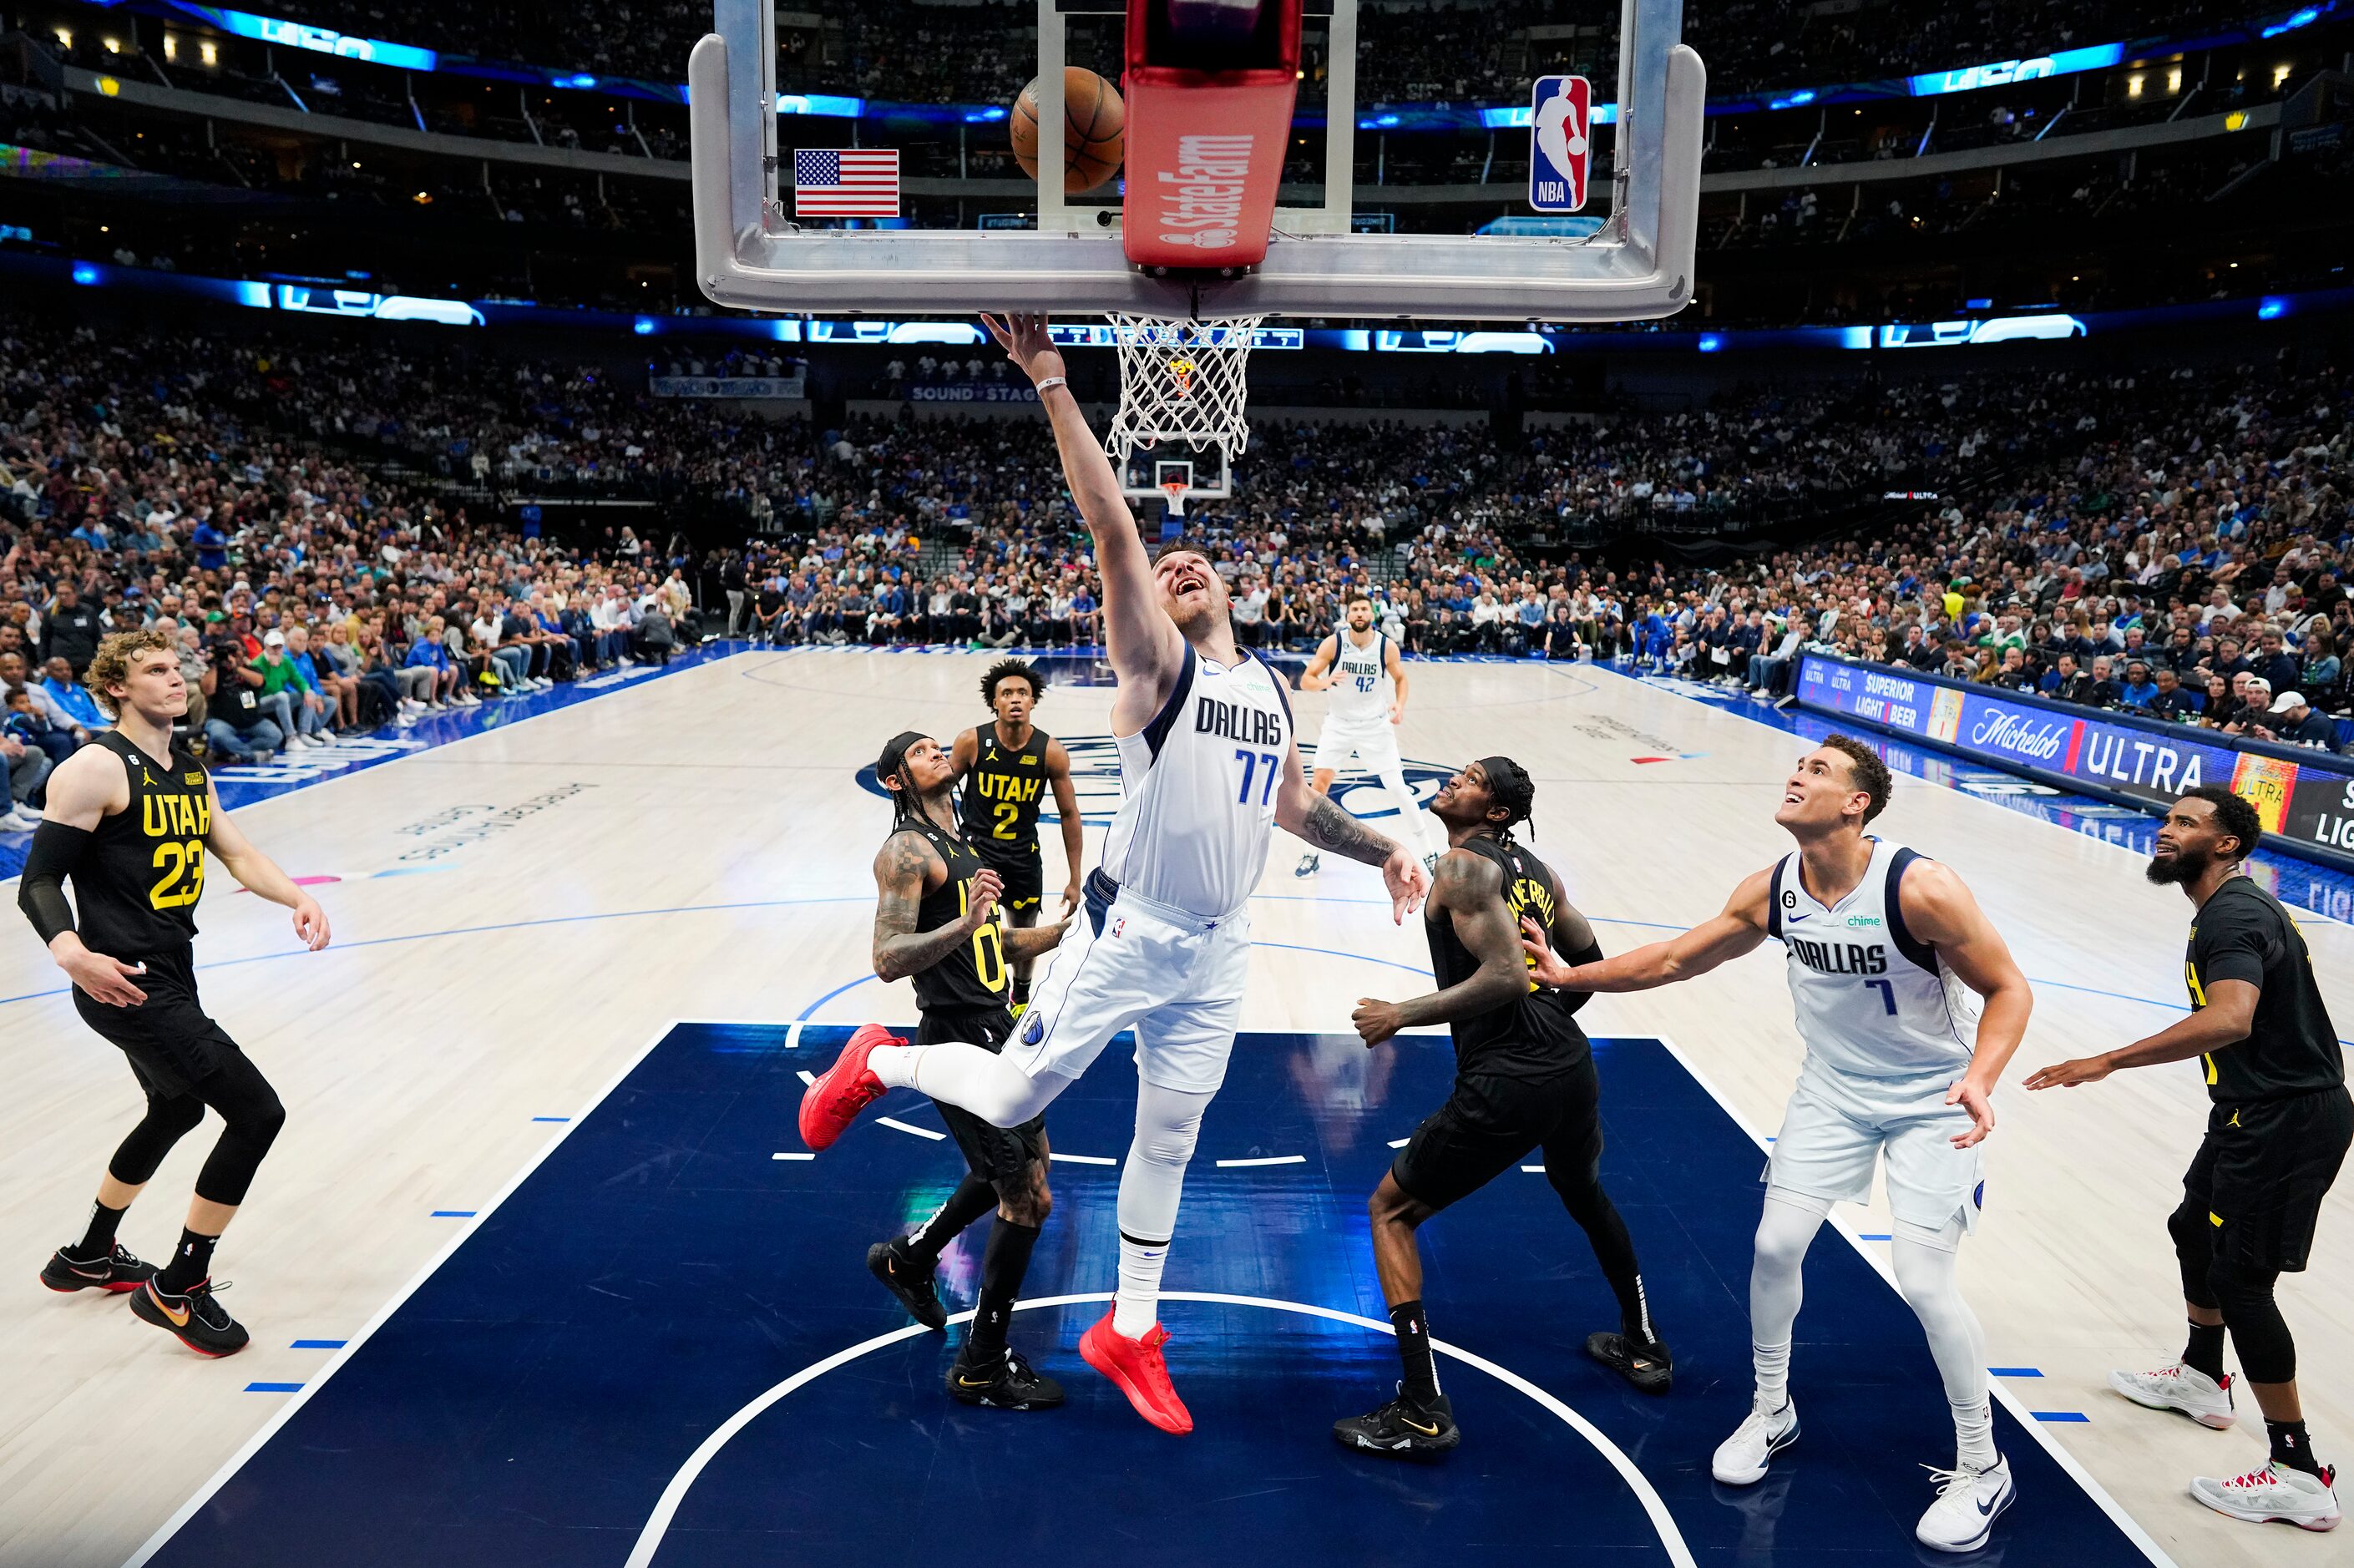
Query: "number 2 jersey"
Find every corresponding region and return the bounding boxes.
[958,722,1051,865]
[1102,644,1294,919]
[1763,837,1980,1080]
[73,731,212,958]
[898,815,1010,1014]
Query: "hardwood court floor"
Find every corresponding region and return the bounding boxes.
[2,648,2347,1566]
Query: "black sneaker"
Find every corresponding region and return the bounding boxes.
[129,1277,251,1358]
[39,1242,156,1294]
[946,1347,1066,1409]
[867,1241,947,1332]
[1334,1389,1460,1458]
[1587,1330,1673,1395]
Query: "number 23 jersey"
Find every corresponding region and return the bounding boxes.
[74,731,213,957]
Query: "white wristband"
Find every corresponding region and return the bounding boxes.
[1034,376,1067,394]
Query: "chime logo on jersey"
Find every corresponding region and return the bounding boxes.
[858,734,1453,826]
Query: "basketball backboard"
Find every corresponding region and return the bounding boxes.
[688,0,1703,323]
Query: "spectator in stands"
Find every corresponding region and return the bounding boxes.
[37,584,103,675]
[204,641,281,762]
[2117,660,2159,710]
[0,689,48,830]
[38,655,110,736]
[2255,690,2338,750]
[2301,630,2342,706]
[2150,666,2200,720]
[2220,676,2276,736]
[252,630,330,747]
[404,616,461,707]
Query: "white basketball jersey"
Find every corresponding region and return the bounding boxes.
[1102,645,1295,918]
[1767,838,1980,1080]
[1326,628,1395,725]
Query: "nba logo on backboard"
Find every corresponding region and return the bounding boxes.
[1528,75,1591,213]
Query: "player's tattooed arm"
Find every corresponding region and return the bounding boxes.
[870,830,969,982]
[1005,915,1071,961]
[1291,789,1396,864]
[1353,852,1523,1044]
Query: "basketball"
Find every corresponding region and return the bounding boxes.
[1011,67,1125,193]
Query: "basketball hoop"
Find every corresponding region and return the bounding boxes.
[1103,312,1263,487]
[1159,478,1191,518]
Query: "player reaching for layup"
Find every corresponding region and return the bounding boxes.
[20,631,329,1357]
[951,659,1083,1011]
[1520,736,2033,1554]
[802,311,1429,1435]
[1294,595,1438,878]
[863,730,1072,1409]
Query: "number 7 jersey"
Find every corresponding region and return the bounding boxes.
[1764,837,1980,1080]
[75,731,214,958]
[1102,644,1294,920]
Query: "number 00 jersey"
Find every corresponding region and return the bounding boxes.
[958,722,1051,862]
[73,732,213,958]
[897,816,1010,1014]
[1426,833,1590,1080]
[1764,837,1980,1080]
[1103,645,1294,920]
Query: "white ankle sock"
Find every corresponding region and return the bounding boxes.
[1953,1399,1997,1470]
[1114,1235,1169,1338]
[868,1044,924,1090]
[1753,1341,1793,1413]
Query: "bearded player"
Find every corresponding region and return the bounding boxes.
[1521,736,2033,1553]
[1294,594,1438,878]
[802,311,1427,1435]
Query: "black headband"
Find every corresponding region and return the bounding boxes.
[875,730,929,794]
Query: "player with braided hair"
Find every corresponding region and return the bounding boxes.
[949,659,1083,1011]
[1338,756,1669,1457]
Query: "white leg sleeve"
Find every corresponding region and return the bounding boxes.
[1112,1080,1214,1337]
[1370,741,1435,858]
[1892,1228,1995,1468]
[1750,1188,1827,1410]
[870,1041,1071,1127]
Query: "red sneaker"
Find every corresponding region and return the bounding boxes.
[1079,1309,1193,1434]
[797,1023,901,1150]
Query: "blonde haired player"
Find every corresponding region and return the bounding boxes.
[1521,735,2033,1554]
[802,312,1429,1436]
[1293,594,1438,878]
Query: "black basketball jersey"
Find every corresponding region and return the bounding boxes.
[1425,833,1590,1080]
[74,731,213,958]
[959,722,1051,863]
[2185,876,2346,1105]
[899,815,1011,1014]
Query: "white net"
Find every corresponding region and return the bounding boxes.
[1101,313,1265,480]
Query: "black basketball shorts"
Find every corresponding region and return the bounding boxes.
[71,944,243,1100]
[919,1004,1047,1184]
[1392,1057,1598,1213]
[2181,1086,2354,1272]
[977,852,1045,918]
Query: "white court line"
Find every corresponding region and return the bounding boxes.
[1214,1154,1306,1168]
[1648,1032,2181,1568]
[771,1152,815,1162]
[620,1290,1698,1568]
[875,1116,945,1141]
[1049,1151,1117,1166]
[1386,1136,1410,1148]
[1520,1164,1547,1173]
[795,1069,815,1086]
[123,1016,689,1568]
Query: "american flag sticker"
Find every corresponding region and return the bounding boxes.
[792,149,900,217]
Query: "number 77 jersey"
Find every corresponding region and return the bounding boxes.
[1101,644,1295,922]
[1764,837,1981,1080]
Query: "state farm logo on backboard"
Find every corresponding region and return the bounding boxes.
[1157,134,1255,250]
[1529,75,1591,212]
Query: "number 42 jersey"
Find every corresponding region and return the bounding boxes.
[73,731,213,958]
[1102,645,1295,921]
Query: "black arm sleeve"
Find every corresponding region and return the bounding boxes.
[18,820,93,945]
[1556,939,1607,1015]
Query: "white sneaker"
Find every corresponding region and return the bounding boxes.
[2109,1361,2235,1429]
[1916,1455,2014,1552]
[0,811,34,832]
[1712,1399,1800,1485]
[1293,852,1320,878]
[2190,1461,2341,1531]
[12,802,41,820]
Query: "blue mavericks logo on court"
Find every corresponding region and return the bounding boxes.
[856,733,1455,826]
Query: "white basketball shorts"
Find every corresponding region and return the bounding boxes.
[1765,1057,1984,1241]
[1310,718,1401,778]
[1000,870,1250,1095]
